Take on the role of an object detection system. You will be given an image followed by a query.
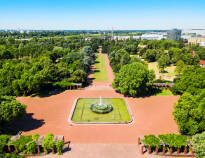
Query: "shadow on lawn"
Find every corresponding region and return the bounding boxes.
[117,88,169,98]
[94,69,100,73]
[9,113,45,132]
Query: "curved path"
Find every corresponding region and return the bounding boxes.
[16,53,180,157]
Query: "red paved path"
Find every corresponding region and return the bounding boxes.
[16,53,179,144]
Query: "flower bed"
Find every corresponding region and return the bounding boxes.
[138,134,195,157]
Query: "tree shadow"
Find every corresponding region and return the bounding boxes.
[95,61,100,64]
[94,70,100,73]
[9,113,45,132]
[31,88,65,98]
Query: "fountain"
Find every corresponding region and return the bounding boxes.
[90,96,113,114]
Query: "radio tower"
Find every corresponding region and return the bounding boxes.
[112,27,114,39]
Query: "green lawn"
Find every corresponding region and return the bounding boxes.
[93,54,109,82]
[71,98,132,123]
[155,89,173,96]
[148,62,176,81]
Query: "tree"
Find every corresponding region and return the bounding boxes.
[172,66,205,95]
[192,131,205,158]
[112,62,155,96]
[173,90,205,135]
[157,54,170,72]
[0,96,26,126]
[175,60,185,74]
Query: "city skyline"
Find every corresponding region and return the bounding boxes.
[0,0,205,30]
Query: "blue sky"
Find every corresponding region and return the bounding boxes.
[0,0,205,30]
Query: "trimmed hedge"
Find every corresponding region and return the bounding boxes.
[141,134,189,151]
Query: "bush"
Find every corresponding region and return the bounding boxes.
[42,134,54,154]
[141,135,160,147]
[158,134,188,148]
[9,135,32,153]
[192,131,205,158]
[56,140,64,155]
[0,135,11,153]
[0,153,24,158]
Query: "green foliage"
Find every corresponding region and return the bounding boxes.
[0,96,26,125]
[175,60,185,74]
[0,135,11,153]
[157,54,170,72]
[192,131,205,158]
[32,134,40,141]
[112,62,155,96]
[56,140,64,155]
[11,135,32,153]
[141,135,160,147]
[173,90,205,135]
[53,80,74,89]
[172,66,205,95]
[24,141,37,154]
[0,153,24,158]
[158,134,187,148]
[42,134,54,154]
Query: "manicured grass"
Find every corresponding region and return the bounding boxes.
[155,89,173,96]
[148,62,176,81]
[93,54,108,82]
[71,98,132,123]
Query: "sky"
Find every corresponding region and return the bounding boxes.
[0,0,205,30]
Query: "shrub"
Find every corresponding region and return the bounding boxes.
[0,135,11,153]
[0,153,24,158]
[192,131,205,158]
[56,140,64,155]
[24,141,37,154]
[32,134,40,141]
[42,134,54,154]
[158,134,188,148]
[10,135,32,153]
[141,135,160,147]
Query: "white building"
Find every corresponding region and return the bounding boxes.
[199,42,205,47]
[141,33,166,40]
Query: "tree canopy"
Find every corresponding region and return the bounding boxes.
[172,66,205,95]
[173,90,205,135]
[0,96,26,125]
[112,62,155,97]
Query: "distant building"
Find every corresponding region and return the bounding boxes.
[167,29,182,41]
[199,42,205,47]
[188,37,205,45]
[141,33,165,40]
[200,60,205,67]
[113,36,130,40]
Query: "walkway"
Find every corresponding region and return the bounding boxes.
[15,53,180,158]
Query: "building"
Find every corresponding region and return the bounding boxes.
[199,42,205,47]
[167,29,182,41]
[188,37,205,45]
[182,29,205,36]
[141,33,166,40]
[200,60,205,67]
[113,36,130,40]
